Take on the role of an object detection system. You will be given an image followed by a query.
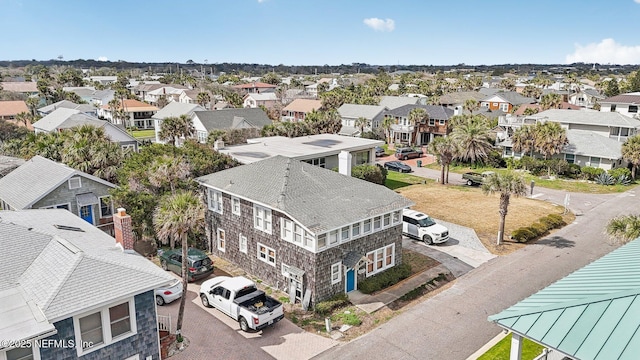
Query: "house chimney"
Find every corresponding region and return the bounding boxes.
[454,105,463,116]
[113,208,134,250]
[338,150,352,176]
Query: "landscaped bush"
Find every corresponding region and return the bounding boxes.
[565,163,582,179]
[608,167,631,179]
[481,149,507,168]
[314,293,350,316]
[539,216,557,230]
[511,228,536,242]
[358,263,412,294]
[546,214,566,227]
[530,222,548,236]
[581,166,605,180]
[595,172,615,185]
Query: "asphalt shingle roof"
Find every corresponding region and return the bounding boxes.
[489,239,640,360]
[196,156,413,233]
[194,108,272,131]
[484,91,535,105]
[153,102,206,119]
[533,109,640,128]
[337,104,387,120]
[378,96,420,110]
[384,104,454,120]
[564,129,622,159]
[38,100,96,114]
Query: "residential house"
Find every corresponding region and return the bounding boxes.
[0,209,174,360]
[0,155,25,179]
[38,100,98,117]
[437,91,485,108]
[384,104,454,145]
[489,238,640,360]
[98,99,159,129]
[217,133,383,168]
[63,87,115,107]
[0,100,31,129]
[145,86,190,105]
[599,92,640,118]
[192,108,272,144]
[152,102,206,144]
[512,102,581,116]
[0,155,118,234]
[281,99,323,122]
[0,81,39,96]
[337,104,388,136]
[33,108,139,151]
[378,96,423,110]
[232,82,277,94]
[480,91,535,112]
[196,155,413,303]
[86,75,118,85]
[243,92,279,110]
[568,88,605,109]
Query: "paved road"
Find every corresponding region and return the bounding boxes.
[315,184,637,359]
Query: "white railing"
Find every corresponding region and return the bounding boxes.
[158,314,172,333]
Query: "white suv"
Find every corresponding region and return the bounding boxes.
[402,209,449,244]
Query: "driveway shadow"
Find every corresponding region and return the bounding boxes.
[536,236,575,248]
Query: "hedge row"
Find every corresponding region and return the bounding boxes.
[358,263,412,294]
[511,214,566,243]
[314,293,350,316]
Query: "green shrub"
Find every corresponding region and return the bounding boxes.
[539,216,556,230]
[351,164,387,185]
[608,167,631,179]
[530,222,548,236]
[358,263,412,294]
[314,293,350,316]
[511,228,536,242]
[546,214,566,227]
[566,164,582,179]
[581,166,605,180]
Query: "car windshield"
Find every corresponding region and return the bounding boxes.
[416,216,436,227]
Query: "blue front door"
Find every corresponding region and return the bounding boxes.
[80,205,93,225]
[346,269,355,292]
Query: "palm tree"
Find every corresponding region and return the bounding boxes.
[428,136,456,184]
[482,172,527,245]
[197,92,211,108]
[354,116,370,136]
[540,93,563,110]
[606,215,640,244]
[464,99,479,113]
[511,125,536,157]
[382,115,394,145]
[533,122,568,174]
[153,191,205,338]
[158,116,188,146]
[15,112,30,127]
[408,108,428,146]
[450,119,493,165]
[622,135,640,179]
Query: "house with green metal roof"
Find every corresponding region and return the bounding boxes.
[488,239,640,360]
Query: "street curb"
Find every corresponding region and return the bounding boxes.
[465,331,508,360]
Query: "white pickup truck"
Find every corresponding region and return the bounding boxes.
[199,276,284,332]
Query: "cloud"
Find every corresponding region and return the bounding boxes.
[635,0,640,4]
[565,38,640,64]
[257,0,266,2]
[97,56,108,61]
[363,18,395,32]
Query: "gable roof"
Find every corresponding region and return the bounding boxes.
[564,129,623,159]
[378,96,420,110]
[282,99,323,113]
[513,103,581,116]
[31,108,137,143]
[489,239,640,360]
[245,92,278,101]
[38,100,96,114]
[194,108,272,131]
[0,156,116,209]
[233,82,277,89]
[384,104,454,120]
[437,91,485,105]
[0,209,174,336]
[196,156,413,233]
[101,99,158,112]
[153,102,206,119]
[532,109,640,128]
[483,91,536,105]
[601,93,640,105]
[338,104,387,120]
[0,100,29,116]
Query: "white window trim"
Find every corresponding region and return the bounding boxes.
[39,202,71,210]
[68,177,82,189]
[231,196,241,216]
[208,189,223,214]
[257,242,276,266]
[99,196,113,218]
[317,234,327,250]
[217,228,226,252]
[328,230,339,246]
[0,342,41,360]
[72,298,137,357]
[253,205,272,234]
[239,233,247,254]
[366,244,395,277]
[281,218,293,242]
[331,262,342,285]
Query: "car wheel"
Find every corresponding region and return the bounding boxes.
[466,179,473,186]
[161,260,168,271]
[156,295,165,306]
[403,155,408,160]
[239,317,250,332]
[200,294,211,308]
[423,235,434,245]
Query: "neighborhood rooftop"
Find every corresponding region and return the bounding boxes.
[530,109,640,128]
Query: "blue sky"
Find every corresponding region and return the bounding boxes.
[1,0,640,65]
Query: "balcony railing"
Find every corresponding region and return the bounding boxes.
[391,124,414,133]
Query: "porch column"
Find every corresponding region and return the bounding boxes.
[510,332,523,360]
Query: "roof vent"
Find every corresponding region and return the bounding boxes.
[54,224,85,232]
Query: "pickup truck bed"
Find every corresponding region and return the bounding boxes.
[236,290,281,315]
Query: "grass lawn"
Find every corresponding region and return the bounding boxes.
[477,333,544,360]
[129,129,156,139]
[396,183,575,255]
[385,171,433,190]
[425,164,638,194]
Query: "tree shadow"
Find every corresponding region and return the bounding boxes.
[536,236,575,248]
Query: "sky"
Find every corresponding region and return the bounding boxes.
[1,0,640,66]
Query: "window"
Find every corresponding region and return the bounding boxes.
[281,219,293,241]
[231,197,241,216]
[5,346,35,360]
[304,157,326,168]
[504,147,513,156]
[217,229,226,252]
[317,234,327,249]
[363,219,371,234]
[629,105,638,113]
[500,103,509,112]
[429,119,435,126]
[610,104,617,112]
[74,300,136,356]
[257,243,276,266]
[590,157,601,168]
[366,244,395,276]
[304,231,314,248]
[253,205,272,234]
[341,226,350,241]
[68,177,81,189]
[331,262,342,285]
[197,131,208,143]
[239,234,247,254]
[565,153,575,164]
[383,213,391,227]
[294,224,303,244]
[208,189,223,213]
[392,210,401,224]
[40,203,70,211]
[329,230,339,245]
[492,102,499,107]
[373,216,381,230]
[99,196,113,218]
[352,222,361,237]
[353,151,370,165]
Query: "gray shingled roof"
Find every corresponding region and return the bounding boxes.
[533,109,640,128]
[0,156,116,209]
[37,100,96,114]
[384,104,454,120]
[196,156,413,233]
[483,91,535,105]
[152,102,206,119]
[33,108,103,132]
[0,209,174,324]
[378,96,419,110]
[438,91,485,105]
[564,130,622,159]
[338,104,387,120]
[194,108,272,131]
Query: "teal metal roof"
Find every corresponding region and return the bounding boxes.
[489,239,640,360]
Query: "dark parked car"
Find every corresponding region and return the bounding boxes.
[395,147,422,160]
[159,248,214,282]
[375,146,385,157]
[384,161,412,173]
